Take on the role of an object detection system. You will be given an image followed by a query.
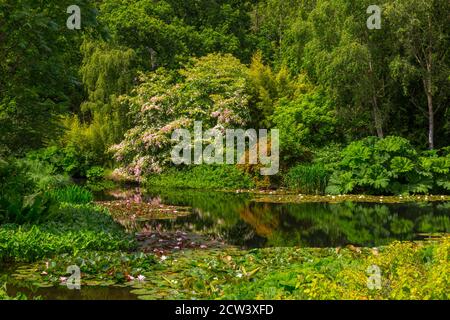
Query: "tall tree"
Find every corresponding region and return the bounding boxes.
[0,0,97,154]
[302,0,395,139]
[387,0,450,149]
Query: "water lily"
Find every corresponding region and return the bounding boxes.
[137,275,146,282]
[160,255,168,261]
[41,271,48,275]
[59,277,67,283]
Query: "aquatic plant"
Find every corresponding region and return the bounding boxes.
[47,185,93,205]
[284,164,329,194]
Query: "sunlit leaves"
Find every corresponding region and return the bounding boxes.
[326,136,450,195]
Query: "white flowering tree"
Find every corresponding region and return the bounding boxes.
[111,53,252,178]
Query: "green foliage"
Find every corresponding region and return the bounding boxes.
[326,136,450,195]
[0,204,136,262]
[285,164,329,194]
[0,281,28,300]
[386,0,450,149]
[0,158,58,225]
[0,0,98,154]
[15,237,448,300]
[112,54,252,178]
[216,238,450,300]
[84,166,116,191]
[146,165,255,190]
[59,41,137,169]
[86,166,105,183]
[99,0,255,69]
[0,193,57,226]
[22,251,156,286]
[247,52,303,128]
[311,143,343,172]
[271,88,337,163]
[60,116,116,174]
[47,186,93,205]
[26,146,91,178]
[17,158,70,191]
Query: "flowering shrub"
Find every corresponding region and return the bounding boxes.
[111,54,252,179]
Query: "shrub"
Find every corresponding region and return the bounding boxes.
[312,143,343,172]
[271,89,336,164]
[217,237,450,300]
[17,158,70,191]
[86,166,105,183]
[326,136,450,195]
[111,54,253,179]
[146,165,255,190]
[285,164,329,194]
[26,145,95,178]
[0,158,58,225]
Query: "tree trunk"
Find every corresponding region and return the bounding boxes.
[426,83,434,149]
[425,16,434,150]
[368,60,384,138]
[372,95,384,138]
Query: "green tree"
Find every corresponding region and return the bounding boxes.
[271,86,336,163]
[303,0,395,139]
[386,0,450,149]
[0,0,97,155]
[111,54,252,178]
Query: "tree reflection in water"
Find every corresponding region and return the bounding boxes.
[100,188,450,248]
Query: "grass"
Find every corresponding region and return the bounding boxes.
[47,185,93,204]
[146,165,255,190]
[284,164,329,195]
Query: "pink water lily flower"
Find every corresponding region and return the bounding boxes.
[59,277,67,283]
[137,275,146,282]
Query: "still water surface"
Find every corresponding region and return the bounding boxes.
[4,188,449,300]
[102,188,450,248]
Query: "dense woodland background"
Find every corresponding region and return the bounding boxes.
[1,0,449,194]
[0,1,450,301]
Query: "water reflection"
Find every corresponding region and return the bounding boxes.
[99,188,450,248]
[6,284,137,300]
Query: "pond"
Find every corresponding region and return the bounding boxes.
[3,187,449,300]
[97,187,450,248]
